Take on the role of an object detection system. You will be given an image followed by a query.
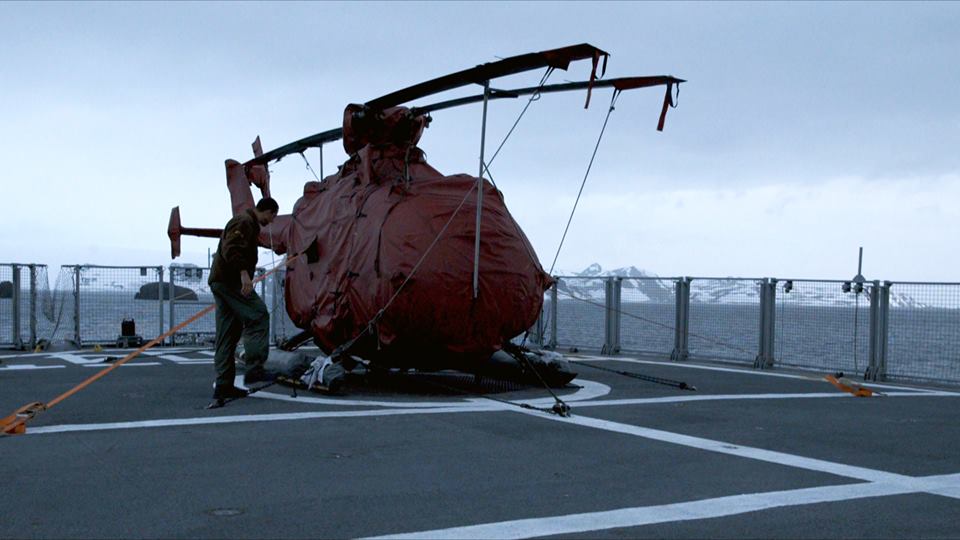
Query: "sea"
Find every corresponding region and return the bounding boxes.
[2,295,958,386]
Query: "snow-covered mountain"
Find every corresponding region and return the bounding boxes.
[552,264,673,303]
[549,264,928,308]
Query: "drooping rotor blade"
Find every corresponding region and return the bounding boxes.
[364,43,608,111]
[243,44,607,169]
[412,75,685,116]
[242,128,343,169]
[243,75,684,169]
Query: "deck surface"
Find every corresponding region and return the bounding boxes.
[2,347,959,539]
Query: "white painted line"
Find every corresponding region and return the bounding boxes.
[364,475,960,540]
[0,347,202,361]
[175,360,213,365]
[26,405,497,435]
[513,409,960,495]
[159,354,201,363]
[49,353,104,365]
[0,364,67,370]
[197,350,216,357]
[82,362,162,368]
[248,377,611,408]
[571,390,958,409]
[573,356,953,394]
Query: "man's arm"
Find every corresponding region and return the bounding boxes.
[221,218,257,292]
[240,270,253,296]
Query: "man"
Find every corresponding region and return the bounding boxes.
[208,197,279,400]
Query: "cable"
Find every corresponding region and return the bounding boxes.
[548,89,621,275]
[481,66,555,187]
[570,360,696,391]
[408,371,569,416]
[300,152,321,182]
[553,285,757,358]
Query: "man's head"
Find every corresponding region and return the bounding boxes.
[253,197,279,226]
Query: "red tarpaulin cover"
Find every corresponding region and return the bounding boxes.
[270,106,552,369]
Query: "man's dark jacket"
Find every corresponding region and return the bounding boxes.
[208,209,261,289]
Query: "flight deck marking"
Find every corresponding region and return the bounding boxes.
[246,377,611,408]
[19,378,960,534]
[572,390,956,408]
[512,409,924,484]
[25,405,497,434]
[574,355,953,394]
[82,362,162,368]
[364,473,960,540]
[158,354,203,363]
[362,407,960,539]
[0,364,66,370]
[21,390,958,435]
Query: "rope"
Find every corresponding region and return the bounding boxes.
[2,252,305,435]
[548,89,621,275]
[206,380,279,409]
[300,152,321,182]
[553,286,758,358]
[570,360,696,391]
[481,66,555,187]
[503,344,570,414]
[408,371,569,416]
[519,89,620,351]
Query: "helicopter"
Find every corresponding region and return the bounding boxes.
[167,43,683,390]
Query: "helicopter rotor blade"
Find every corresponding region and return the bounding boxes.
[243,75,684,169]
[412,75,685,116]
[363,43,608,111]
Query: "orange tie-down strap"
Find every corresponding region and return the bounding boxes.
[2,254,301,436]
[824,374,879,397]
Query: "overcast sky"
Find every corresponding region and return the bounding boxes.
[2,1,959,282]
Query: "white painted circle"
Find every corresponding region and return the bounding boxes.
[238,376,611,408]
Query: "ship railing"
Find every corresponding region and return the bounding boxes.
[0,263,49,350]
[535,275,960,387]
[7,263,960,387]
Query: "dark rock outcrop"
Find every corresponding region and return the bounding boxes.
[135,282,198,301]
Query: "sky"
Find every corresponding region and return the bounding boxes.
[2,1,959,282]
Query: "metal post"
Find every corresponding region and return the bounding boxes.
[29,264,37,350]
[866,280,880,379]
[865,280,891,381]
[12,264,21,349]
[612,277,622,354]
[602,278,614,355]
[270,272,277,345]
[157,266,164,346]
[319,144,324,178]
[755,279,767,369]
[534,305,545,347]
[754,279,776,369]
[168,266,176,346]
[73,265,81,346]
[877,281,890,382]
[671,277,690,361]
[548,280,558,350]
[768,279,777,367]
[472,79,490,299]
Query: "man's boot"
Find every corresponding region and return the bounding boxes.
[213,384,249,400]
